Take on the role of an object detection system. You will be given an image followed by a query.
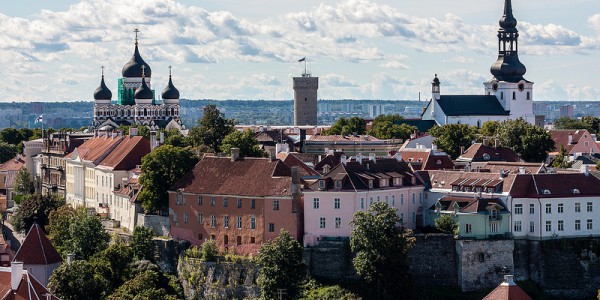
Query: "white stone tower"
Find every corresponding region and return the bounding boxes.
[293,58,318,126]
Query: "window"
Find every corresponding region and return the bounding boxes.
[500,92,504,100]
[412,212,416,224]
[587,202,593,212]
[514,204,523,215]
[197,212,203,223]
[224,216,229,228]
[198,233,203,241]
[465,224,472,234]
[377,196,380,202]
[251,199,255,209]
[236,216,242,229]
[400,213,404,223]
[313,198,320,209]
[237,198,242,208]
[558,220,564,231]
[183,213,188,223]
[335,180,341,188]
[335,217,341,229]
[273,200,280,210]
[512,91,516,100]
[176,193,183,205]
[575,202,581,212]
[401,194,404,205]
[529,221,535,233]
[236,236,242,246]
[268,223,275,232]
[392,195,396,206]
[545,204,551,214]
[360,198,365,209]
[334,198,340,209]
[529,204,535,214]
[319,180,325,189]
[490,222,499,233]
[385,196,388,205]
[545,221,551,232]
[250,237,256,243]
[210,215,216,227]
[369,197,373,206]
[224,235,228,245]
[211,197,215,206]
[198,195,202,205]
[527,91,530,100]
[490,209,498,220]
[412,193,416,204]
[587,219,593,230]
[223,197,228,207]
[320,217,326,228]
[250,215,256,229]
[419,193,423,204]
[368,180,373,189]
[558,203,563,213]
[514,221,522,232]
[575,220,581,231]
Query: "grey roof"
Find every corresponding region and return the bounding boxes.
[394,119,436,133]
[94,76,112,100]
[162,75,180,99]
[437,95,509,116]
[122,43,152,78]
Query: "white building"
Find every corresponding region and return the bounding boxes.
[422,0,535,127]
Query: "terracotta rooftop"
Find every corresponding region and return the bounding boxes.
[483,275,532,300]
[170,156,293,197]
[13,224,62,265]
[550,129,597,154]
[481,162,546,174]
[0,267,58,300]
[276,152,318,177]
[69,136,124,164]
[418,170,516,194]
[314,152,345,174]
[510,173,600,198]
[459,143,520,162]
[99,136,150,170]
[308,134,381,142]
[0,155,25,172]
[399,149,455,171]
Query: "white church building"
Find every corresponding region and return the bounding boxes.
[422,0,535,127]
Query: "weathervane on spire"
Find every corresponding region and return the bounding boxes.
[168,65,172,77]
[101,66,105,77]
[134,28,140,45]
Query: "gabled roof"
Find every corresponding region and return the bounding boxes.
[0,155,25,172]
[481,162,545,174]
[418,170,516,194]
[483,276,532,300]
[399,149,455,171]
[459,143,520,162]
[0,268,59,300]
[436,95,509,116]
[550,129,599,154]
[170,156,293,197]
[314,152,345,174]
[13,224,62,265]
[510,173,600,198]
[69,136,124,164]
[432,196,508,214]
[276,152,319,177]
[99,136,150,170]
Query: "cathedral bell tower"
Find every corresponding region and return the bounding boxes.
[484,0,534,123]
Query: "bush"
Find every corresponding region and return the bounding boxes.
[435,214,458,235]
[200,239,219,262]
[301,279,360,300]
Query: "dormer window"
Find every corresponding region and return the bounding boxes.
[453,202,460,214]
[394,177,402,186]
[335,180,341,189]
[572,189,580,194]
[490,208,498,220]
[542,189,551,195]
[176,192,183,205]
[319,180,325,190]
[368,180,373,189]
[435,202,442,215]
[483,153,491,161]
[323,165,330,174]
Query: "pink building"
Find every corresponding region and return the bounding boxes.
[302,155,425,246]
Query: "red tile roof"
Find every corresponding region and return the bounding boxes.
[481,162,545,174]
[418,170,516,194]
[550,129,597,154]
[276,152,319,177]
[0,156,25,172]
[510,173,600,198]
[399,149,455,170]
[69,136,124,164]
[0,268,58,300]
[99,136,150,170]
[459,143,520,162]
[13,224,62,265]
[308,135,380,142]
[170,156,293,197]
[483,276,532,300]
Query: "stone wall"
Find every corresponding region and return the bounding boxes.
[155,238,189,274]
[178,257,260,300]
[138,213,170,236]
[456,239,514,292]
[303,240,355,280]
[408,234,457,286]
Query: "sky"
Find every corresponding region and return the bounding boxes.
[0,0,599,102]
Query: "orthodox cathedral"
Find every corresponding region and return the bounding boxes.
[91,30,185,132]
[422,0,536,127]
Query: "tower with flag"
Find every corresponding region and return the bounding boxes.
[293,57,318,126]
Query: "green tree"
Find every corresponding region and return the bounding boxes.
[48,259,111,300]
[0,128,24,145]
[369,114,416,140]
[200,239,219,262]
[220,129,264,157]
[17,128,34,141]
[48,205,78,255]
[67,213,110,260]
[92,240,134,292]
[138,145,199,213]
[257,229,306,299]
[479,120,501,138]
[163,129,192,148]
[0,143,18,163]
[435,214,458,234]
[11,193,64,234]
[554,117,592,132]
[581,116,600,134]
[189,104,235,153]
[350,201,416,300]
[301,280,360,300]
[109,269,179,300]
[131,226,155,261]
[551,145,573,169]
[497,118,554,162]
[428,124,477,159]
[324,117,367,136]
[13,168,32,195]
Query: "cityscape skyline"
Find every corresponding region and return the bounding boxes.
[0,0,599,102]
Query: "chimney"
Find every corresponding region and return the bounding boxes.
[585,165,590,177]
[269,148,276,162]
[299,129,307,152]
[369,153,376,163]
[231,148,240,162]
[503,275,516,286]
[67,253,75,264]
[357,153,363,164]
[519,166,526,174]
[395,152,402,162]
[11,261,23,291]
[494,139,499,148]
[483,139,489,146]
[341,155,347,165]
[432,144,437,151]
[568,134,573,145]
[460,146,465,155]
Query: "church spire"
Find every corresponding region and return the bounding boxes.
[490,0,527,83]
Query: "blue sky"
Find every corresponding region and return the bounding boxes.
[0,0,599,101]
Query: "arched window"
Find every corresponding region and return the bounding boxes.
[527,92,530,100]
[500,92,504,100]
[512,92,516,100]
[144,108,147,116]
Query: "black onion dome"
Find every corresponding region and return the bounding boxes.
[134,77,153,99]
[490,56,526,82]
[499,0,517,31]
[122,44,152,78]
[162,76,180,99]
[94,76,112,100]
[432,74,440,85]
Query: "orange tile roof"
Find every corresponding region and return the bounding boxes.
[69,136,124,163]
[483,276,532,300]
[0,269,58,300]
[99,136,150,170]
[550,129,599,154]
[0,155,25,172]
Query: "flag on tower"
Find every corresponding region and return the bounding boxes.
[298,57,306,62]
[34,114,43,124]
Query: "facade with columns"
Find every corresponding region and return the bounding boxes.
[422,0,535,127]
[92,30,185,132]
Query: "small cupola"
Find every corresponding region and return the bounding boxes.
[134,65,153,103]
[93,66,112,104]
